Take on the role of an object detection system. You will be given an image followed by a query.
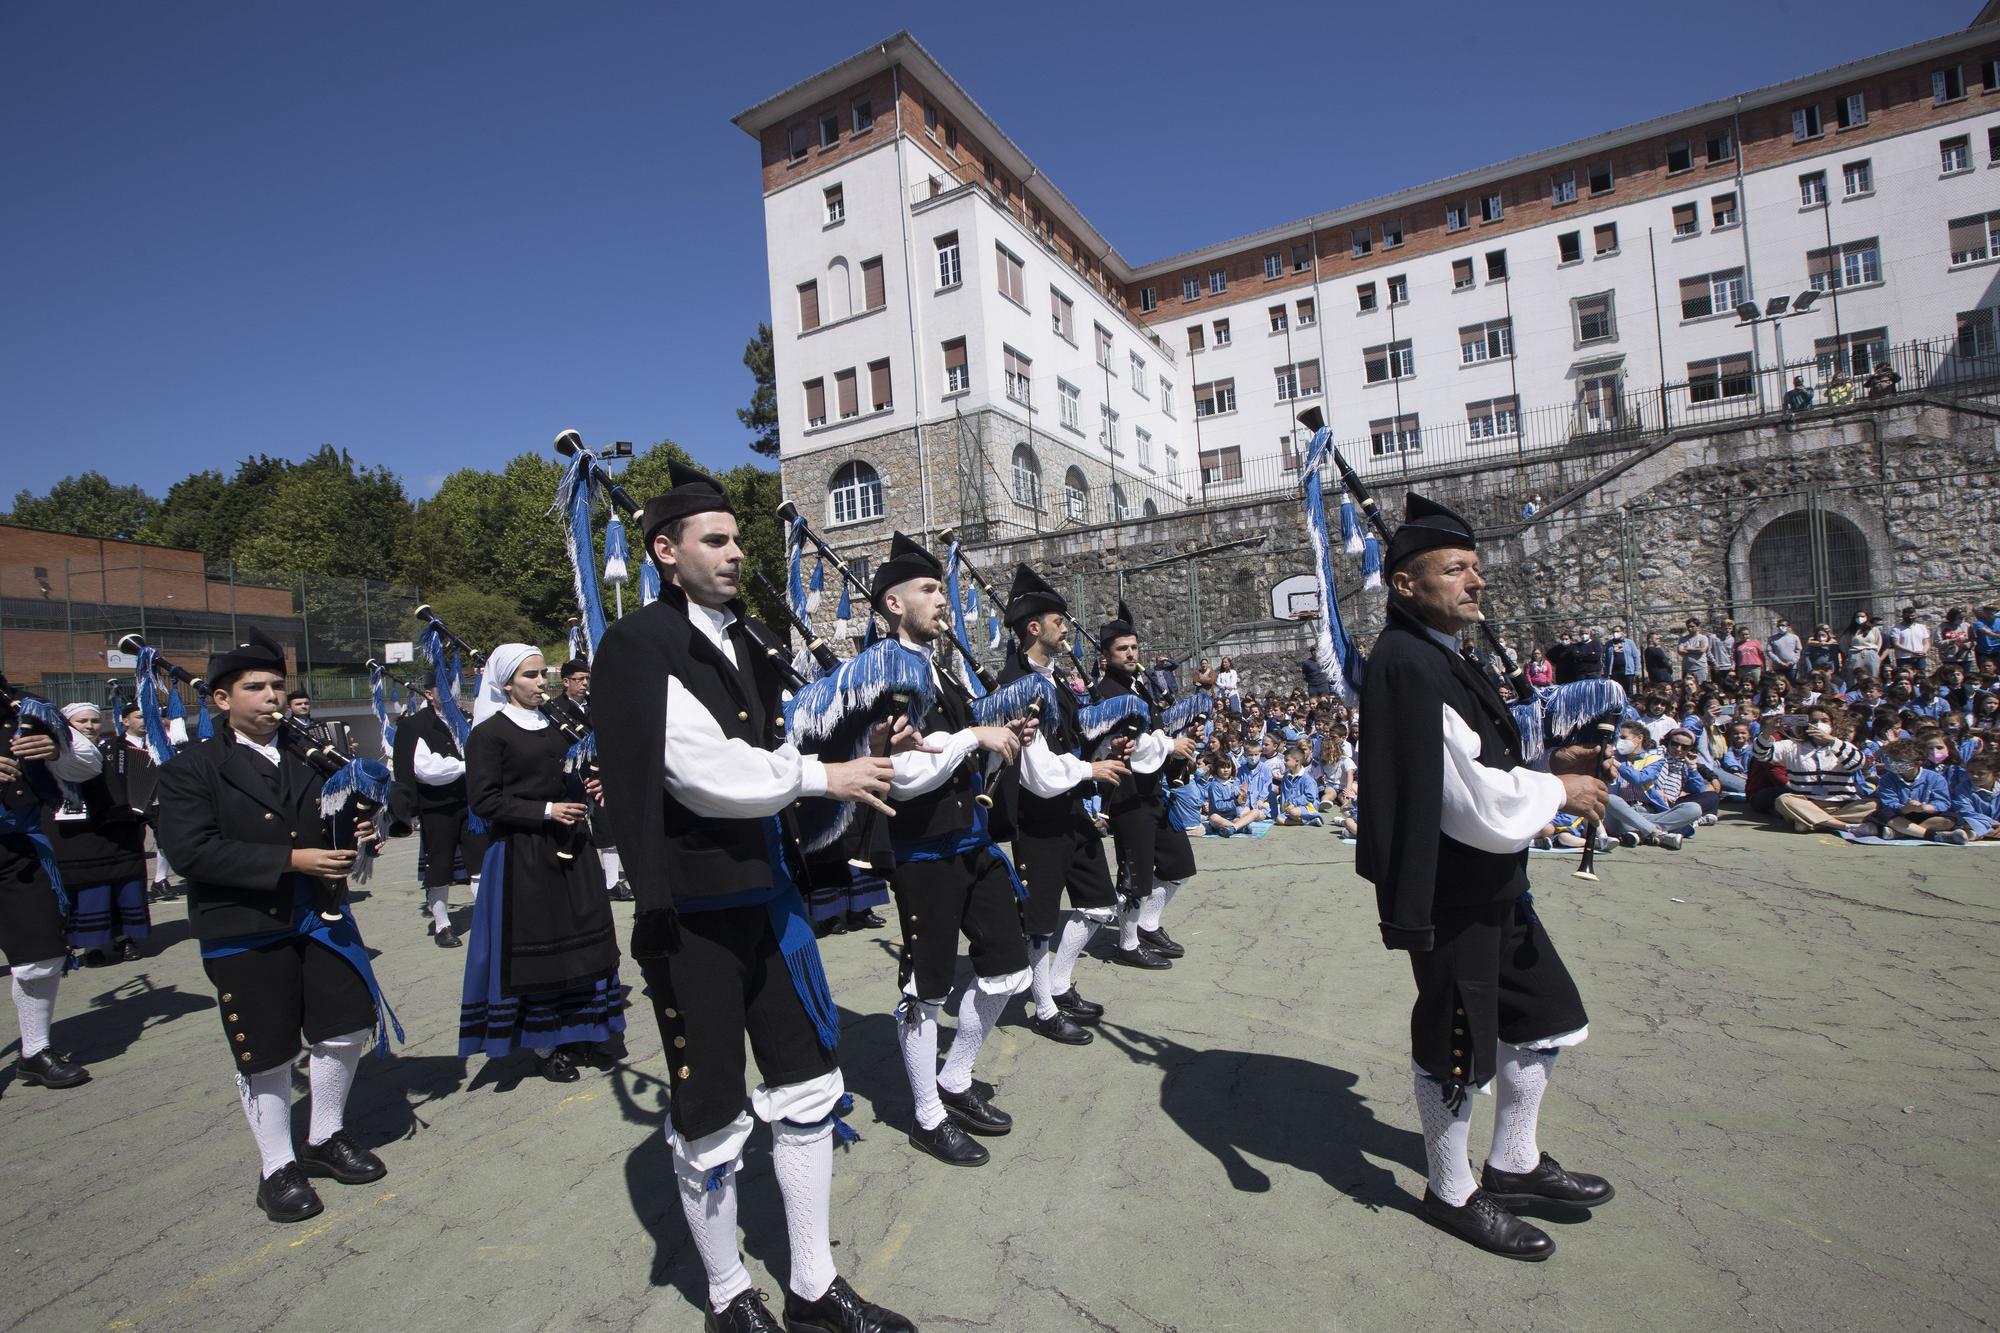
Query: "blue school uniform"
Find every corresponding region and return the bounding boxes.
[1873,766,1951,813]
[1949,774,1998,838]
[1277,771,1322,825]
[1165,779,1204,830]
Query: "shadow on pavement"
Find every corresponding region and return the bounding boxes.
[1096,1021,1424,1213]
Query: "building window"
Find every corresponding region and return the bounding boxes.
[1100,405,1120,453]
[1800,170,1827,207]
[1558,231,1582,264]
[1364,340,1414,384]
[936,232,961,289]
[1004,347,1032,406]
[1445,202,1468,232]
[996,245,1026,304]
[1131,351,1147,393]
[1815,328,1889,376]
[1199,446,1243,483]
[1667,140,1693,173]
[1478,191,1503,223]
[1941,136,1972,175]
[1266,251,1285,277]
[835,367,859,419]
[823,185,844,224]
[1807,238,1882,291]
[1679,268,1746,319]
[1213,318,1231,346]
[1956,307,1997,359]
[1095,324,1114,369]
[1842,160,1873,197]
[1687,354,1753,403]
[1934,65,1965,104]
[1574,292,1616,344]
[1712,193,1739,228]
[1186,324,1205,353]
[1297,297,1317,326]
[787,124,809,162]
[1209,268,1228,295]
[1273,358,1320,402]
[1063,467,1089,522]
[1356,283,1377,313]
[1350,228,1372,259]
[923,101,938,133]
[1594,222,1619,255]
[1194,378,1237,417]
[1051,289,1075,341]
[1948,211,2000,266]
[1588,160,1614,195]
[1837,93,1867,129]
[828,461,884,524]
[1387,274,1408,305]
[1293,241,1314,270]
[1369,414,1421,457]
[860,256,884,312]
[1451,258,1474,290]
[1986,57,2000,91]
[1381,220,1404,249]
[798,280,821,332]
[1485,250,1507,281]
[1672,202,1699,237]
[1181,275,1200,302]
[1058,379,1081,431]
[942,338,969,395]
[1551,171,1577,205]
[1459,319,1513,364]
[1990,126,2000,163]
[818,111,839,147]
[1110,483,1132,520]
[1160,379,1175,417]
[1011,444,1043,509]
[1792,104,1822,140]
[944,125,958,155]
[1139,286,1158,313]
[803,378,826,428]
[850,98,873,133]
[1466,396,1519,440]
[1706,129,1735,164]
[1135,427,1153,468]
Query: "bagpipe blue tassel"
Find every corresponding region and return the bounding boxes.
[551,448,609,657]
[807,558,824,615]
[832,1116,860,1147]
[603,511,629,587]
[987,612,1002,650]
[1340,500,1364,556]
[133,647,180,764]
[943,538,986,698]
[832,583,851,639]
[1362,535,1383,590]
[969,671,1057,726]
[835,1092,854,1116]
[1159,689,1214,737]
[704,1165,729,1194]
[638,558,661,607]
[1300,425,1367,706]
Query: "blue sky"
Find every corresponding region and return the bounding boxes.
[1,0,1977,502]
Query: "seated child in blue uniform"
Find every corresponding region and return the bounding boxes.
[1202,759,1256,836]
[1862,738,1963,843]
[1949,754,1999,842]
[1274,748,1322,826]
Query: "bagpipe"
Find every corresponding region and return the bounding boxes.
[119,633,205,764]
[1078,694,1151,761]
[783,637,935,865]
[277,711,396,919]
[1510,678,1627,881]
[939,528,1094,686]
[0,673,66,811]
[934,532,1057,806]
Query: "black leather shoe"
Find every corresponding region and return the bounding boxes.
[113,938,142,963]
[433,926,462,949]
[845,909,886,930]
[608,880,635,903]
[1420,1187,1553,1261]
[1111,945,1172,970]
[782,1275,917,1333]
[939,1084,1011,1135]
[15,1048,89,1089]
[256,1163,325,1224]
[299,1130,387,1184]
[534,1049,580,1083]
[907,1116,989,1166]
[566,1038,625,1070]
[705,1288,783,1333]
[82,949,110,969]
[815,916,848,938]
[1053,987,1104,1022]
[1027,1011,1094,1045]
[1137,927,1184,958]
[1481,1153,1615,1207]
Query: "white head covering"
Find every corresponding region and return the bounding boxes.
[472,643,539,730]
[61,702,101,721]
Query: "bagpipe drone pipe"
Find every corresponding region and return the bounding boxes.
[782,638,935,860]
[0,673,67,812]
[1509,678,1629,881]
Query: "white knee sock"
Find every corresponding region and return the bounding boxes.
[675,1158,751,1312]
[1412,1070,1478,1206]
[1118,906,1141,951]
[896,999,945,1130]
[771,1118,837,1303]
[1027,937,1057,1020]
[600,848,622,891]
[1139,879,1179,932]
[425,885,451,932]
[1050,913,1101,993]
[237,1065,297,1178]
[1488,1042,1557,1174]
[306,1028,370,1145]
[938,984,1009,1096]
[10,961,62,1058]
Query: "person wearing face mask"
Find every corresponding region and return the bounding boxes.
[1860,739,1963,843]
[1767,619,1803,683]
[1602,723,1700,849]
[1754,711,1875,833]
[1605,626,1640,695]
[1949,755,2000,841]
[1844,613,1883,688]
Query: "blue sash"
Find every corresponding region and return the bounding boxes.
[890,770,1027,900]
[201,878,405,1057]
[0,803,69,918]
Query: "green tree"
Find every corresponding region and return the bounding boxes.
[6,472,158,539]
[406,453,573,640]
[143,455,291,563]
[415,584,542,657]
[231,445,414,581]
[737,322,780,458]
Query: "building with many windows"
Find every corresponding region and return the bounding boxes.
[733,21,2000,552]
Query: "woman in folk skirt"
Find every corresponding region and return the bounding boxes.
[51,704,150,966]
[459,644,626,1084]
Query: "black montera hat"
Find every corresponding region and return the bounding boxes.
[870,532,944,607]
[1387,492,1477,571]
[1004,563,1067,628]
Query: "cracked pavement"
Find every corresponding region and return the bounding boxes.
[2,821,1995,1331]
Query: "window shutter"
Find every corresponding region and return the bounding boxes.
[1299,359,1321,394]
[870,361,891,408]
[805,380,826,422]
[862,257,884,310]
[798,282,820,331]
[836,369,858,417]
[944,339,967,372]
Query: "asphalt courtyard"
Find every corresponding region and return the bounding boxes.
[2,818,1995,1332]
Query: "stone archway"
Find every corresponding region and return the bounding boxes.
[1727,494,1891,637]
